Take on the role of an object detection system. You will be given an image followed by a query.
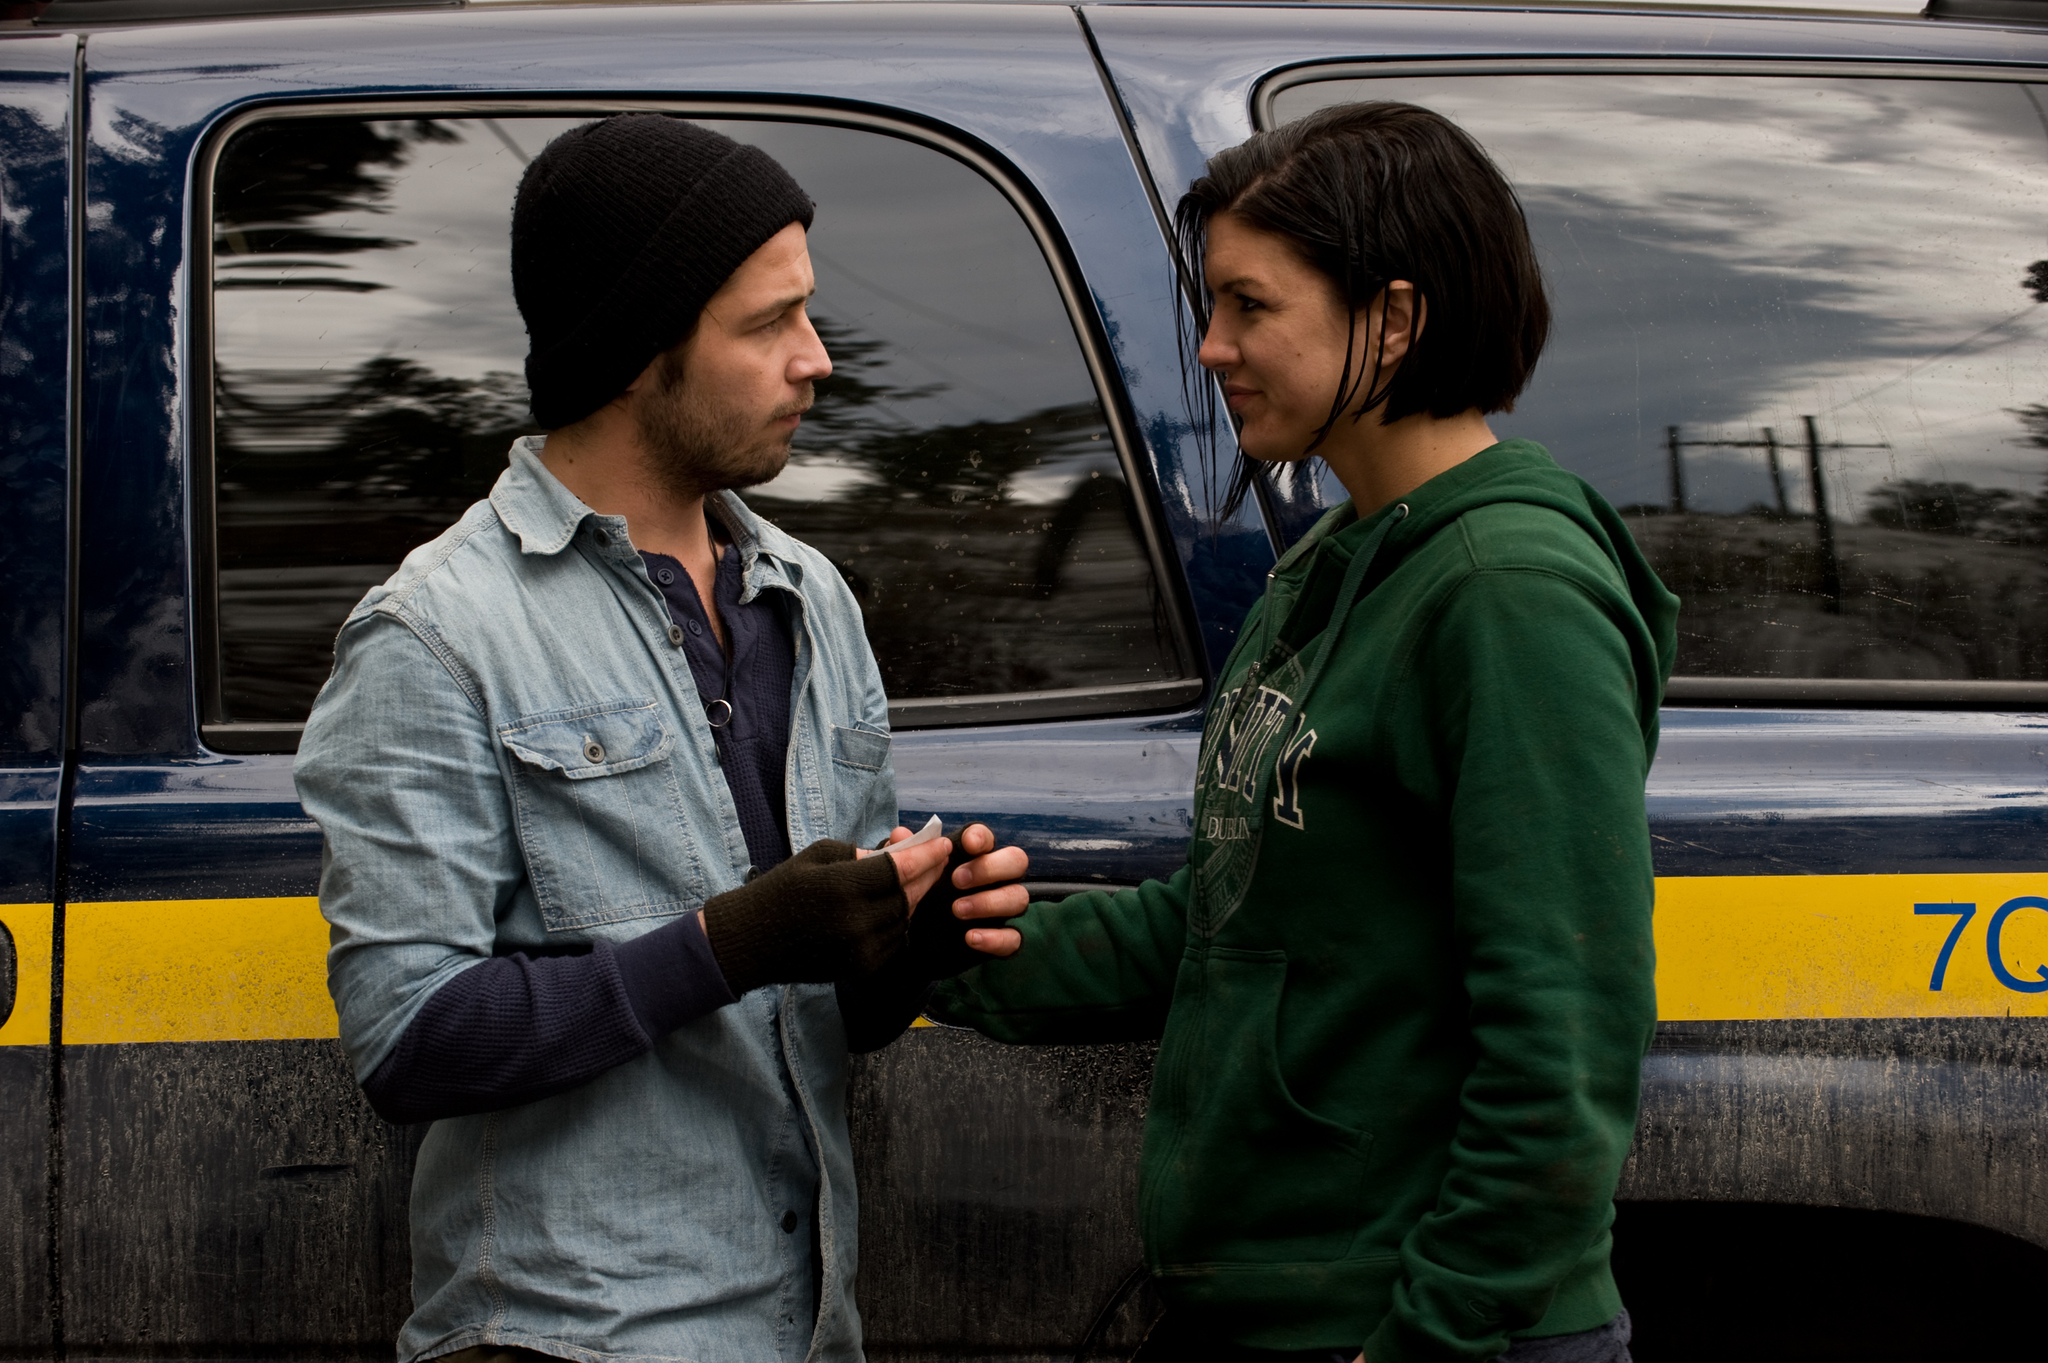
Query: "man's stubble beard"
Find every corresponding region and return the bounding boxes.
[637,348,813,501]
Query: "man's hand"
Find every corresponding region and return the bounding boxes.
[856,828,952,910]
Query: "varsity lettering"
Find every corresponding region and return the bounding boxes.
[1271,722,1316,830]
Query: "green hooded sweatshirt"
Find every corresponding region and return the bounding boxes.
[931,440,1679,1363]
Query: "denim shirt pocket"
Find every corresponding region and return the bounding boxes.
[499,698,705,932]
[829,721,894,834]
[830,722,890,773]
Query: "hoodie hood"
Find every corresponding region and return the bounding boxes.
[1274,437,1680,744]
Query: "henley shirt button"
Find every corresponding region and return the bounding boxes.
[656,567,675,585]
[582,739,605,764]
[667,624,685,646]
[780,1210,799,1234]
[687,619,704,637]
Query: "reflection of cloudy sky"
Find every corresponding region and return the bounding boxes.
[213,114,1101,500]
[1275,75,2048,517]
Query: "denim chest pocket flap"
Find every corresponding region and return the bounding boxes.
[497,698,702,932]
[831,723,891,772]
[500,699,673,778]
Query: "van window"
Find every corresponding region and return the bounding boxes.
[1269,75,2048,684]
[207,114,1183,726]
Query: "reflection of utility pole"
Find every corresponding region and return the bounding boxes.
[1763,427,1788,515]
[1800,415,1888,616]
[1802,415,1842,613]
[1665,425,1687,514]
[1662,420,1886,615]
[1665,425,1782,513]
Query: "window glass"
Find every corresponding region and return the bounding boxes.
[210,114,1181,723]
[1271,76,2048,683]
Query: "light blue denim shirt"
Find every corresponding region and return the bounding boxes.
[295,437,896,1363]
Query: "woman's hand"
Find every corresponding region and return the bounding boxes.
[948,821,1029,957]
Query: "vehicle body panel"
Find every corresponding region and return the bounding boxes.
[6,2,2048,1359]
[0,28,73,1353]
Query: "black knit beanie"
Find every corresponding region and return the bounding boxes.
[512,114,816,430]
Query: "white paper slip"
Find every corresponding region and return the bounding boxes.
[895,814,944,849]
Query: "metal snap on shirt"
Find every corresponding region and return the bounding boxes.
[582,738,605,764]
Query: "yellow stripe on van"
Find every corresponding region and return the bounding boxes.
[0,903,54,1046]
[39,874,2048,1043]
[1656,873,2048,1020]
[63,897,335,1044]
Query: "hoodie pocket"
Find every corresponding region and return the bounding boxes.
[499,698,706,931]
[1143,947,1374,1268]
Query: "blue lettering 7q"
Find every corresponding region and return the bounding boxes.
[1985,896,2048,994]
[1914,903,1976,991]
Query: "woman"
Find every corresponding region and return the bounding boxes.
[933,102,1677,1363]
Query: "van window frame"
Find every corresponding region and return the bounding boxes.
[1256,57,2048,711]
[189,98,1203,754]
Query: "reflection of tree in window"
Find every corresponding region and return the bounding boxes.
[214,119,454,284]
[211,115,1182,723]
[213,119,533,721]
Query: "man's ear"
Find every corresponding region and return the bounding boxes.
[620,348,666,398]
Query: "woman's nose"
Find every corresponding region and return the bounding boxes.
[1197,324,1234,373]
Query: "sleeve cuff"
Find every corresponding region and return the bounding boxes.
[613,912,740,1038]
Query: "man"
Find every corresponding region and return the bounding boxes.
[295,115,1027,1363]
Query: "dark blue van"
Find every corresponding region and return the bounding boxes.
[5,0,2048,1357]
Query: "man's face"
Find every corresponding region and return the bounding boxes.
[633,221,832,497]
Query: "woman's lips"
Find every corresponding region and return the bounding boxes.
[1223,386,1256,411]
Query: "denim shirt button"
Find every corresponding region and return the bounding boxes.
[667,624,685,646]
[593,528,610,546]
[780,1210,799,1234]
[582,739,605,765]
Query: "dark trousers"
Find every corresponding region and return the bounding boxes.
[1128,1309,1633,1363]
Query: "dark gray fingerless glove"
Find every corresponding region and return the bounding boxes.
[701,839,909,995]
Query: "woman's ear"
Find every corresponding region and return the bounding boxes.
[1371,280,1425,368]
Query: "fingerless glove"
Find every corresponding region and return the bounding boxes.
[701,839,908,995]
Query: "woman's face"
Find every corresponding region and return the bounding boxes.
[1197,211,1359,463]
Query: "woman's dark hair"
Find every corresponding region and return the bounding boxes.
[1174,100,1551,515]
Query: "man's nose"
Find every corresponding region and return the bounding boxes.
[790,312,832,383]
